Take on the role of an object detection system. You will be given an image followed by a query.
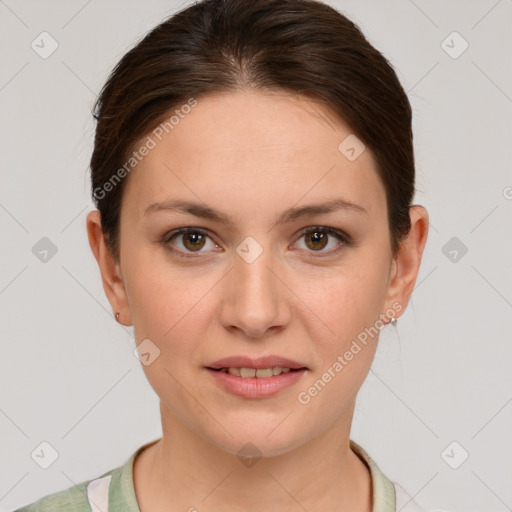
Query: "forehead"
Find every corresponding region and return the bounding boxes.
[123,89,385,220]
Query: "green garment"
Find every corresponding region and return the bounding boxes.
[13,439,423,511]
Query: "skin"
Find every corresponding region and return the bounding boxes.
[87,89,429,511]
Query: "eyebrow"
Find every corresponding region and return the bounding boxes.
[144,198,368,228]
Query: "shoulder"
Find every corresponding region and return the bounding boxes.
[14,440,158,511]
[12,470,116,512]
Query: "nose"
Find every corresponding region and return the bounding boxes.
[219,245,291,339]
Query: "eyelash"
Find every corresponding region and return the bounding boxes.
[161,226,352,260]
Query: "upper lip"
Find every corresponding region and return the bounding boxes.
[206,355,308,370]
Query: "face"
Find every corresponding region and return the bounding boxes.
[102,89,405,456]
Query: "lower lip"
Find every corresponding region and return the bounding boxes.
[205,368,307,398]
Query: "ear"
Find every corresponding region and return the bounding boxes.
[86,210,132,326]
[383,205,429,319]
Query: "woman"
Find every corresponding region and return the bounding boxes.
[16,0,429,510]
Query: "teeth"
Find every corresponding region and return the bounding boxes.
[256,368,273,378]
[240,367,256,378]
[221,367,295,378]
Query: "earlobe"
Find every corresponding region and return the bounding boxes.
[384,205,429,317]
[86,210,132,325]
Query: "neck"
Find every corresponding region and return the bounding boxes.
[133,403,372,512]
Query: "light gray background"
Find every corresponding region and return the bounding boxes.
[1,1,511,510]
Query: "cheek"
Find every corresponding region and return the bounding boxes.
[124,256,214,404]
[298,254,390,345]
[293,263,387,418]
[122,246,217,343]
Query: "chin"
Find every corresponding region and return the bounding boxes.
[204,419,308,460]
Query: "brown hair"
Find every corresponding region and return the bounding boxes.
[90,0,414,260]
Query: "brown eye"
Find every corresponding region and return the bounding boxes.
[181,232,207,251]
[304,230,329,251]
[163,228,218,257]
[294,227,350,256]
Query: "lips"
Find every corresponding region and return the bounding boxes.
[205,355,309,398]
[205,366,307,398]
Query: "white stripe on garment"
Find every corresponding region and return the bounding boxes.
[86,475,112,512]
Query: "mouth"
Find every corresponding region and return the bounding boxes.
[204,356,308,398]
[206,355,308,372]
[204,355,309,397]
[206,366,306,378]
